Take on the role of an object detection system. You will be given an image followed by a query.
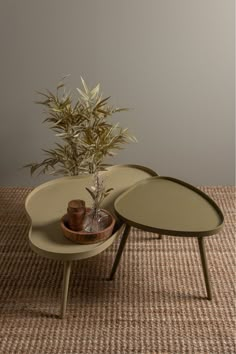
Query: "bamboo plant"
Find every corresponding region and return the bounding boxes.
[26,77,136,231]
[26,77,136,176]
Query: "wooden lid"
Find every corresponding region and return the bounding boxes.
[68,199,85,211]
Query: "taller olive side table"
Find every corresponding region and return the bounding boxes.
[109,176,224,300]
[25,164,157,318]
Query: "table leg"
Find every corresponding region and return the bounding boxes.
[197,237,212,300]
[61,261,72,318]
[108,224,131,280]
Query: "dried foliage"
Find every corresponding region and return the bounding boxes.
[25,77,136,176]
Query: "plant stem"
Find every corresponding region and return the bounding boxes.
[71,140,78,176]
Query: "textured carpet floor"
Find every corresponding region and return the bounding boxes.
[0,186,235,354]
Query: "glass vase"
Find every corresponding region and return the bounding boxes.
[83,208,110,232]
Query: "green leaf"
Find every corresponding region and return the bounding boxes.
[57,83,65,90]
[35,90,50,98]
[105,188,114,193]
[34,99,51,105]
[80,77,89,94]
[85,187,96,200]
[76,88,89,100]
[95,96,110,109]
[90,83,100,98]
[114,108,129,112]
[97,109,108,115]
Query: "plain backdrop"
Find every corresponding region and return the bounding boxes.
[0,0,235,186]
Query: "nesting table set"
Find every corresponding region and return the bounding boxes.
[25,165,224,318]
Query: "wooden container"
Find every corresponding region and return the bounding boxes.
[67,199,86,231]
[61,208,116,244]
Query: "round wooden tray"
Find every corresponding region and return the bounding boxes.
[61,209,116,244]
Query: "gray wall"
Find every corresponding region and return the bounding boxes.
[0,0,235,186]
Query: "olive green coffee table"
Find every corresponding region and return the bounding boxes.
[109,176,224,300]
[25,164,157,318]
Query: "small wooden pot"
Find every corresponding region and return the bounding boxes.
[61,208,116,244]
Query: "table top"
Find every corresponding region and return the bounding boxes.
[114,176,224,237]
[25,164,157,260]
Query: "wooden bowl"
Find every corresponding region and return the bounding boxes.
[61,209,116,244]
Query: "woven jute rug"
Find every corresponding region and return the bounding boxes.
[0,186,235,354]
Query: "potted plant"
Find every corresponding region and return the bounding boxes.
[26,77,136,176]
[26,77,136,232]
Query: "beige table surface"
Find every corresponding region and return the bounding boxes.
[110,176,224,300]
[25,164,157,317]
[114,176,224,236]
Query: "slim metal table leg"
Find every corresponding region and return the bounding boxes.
[197,237,212,300]
[108,224,131,280]
[61,261,72,318]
